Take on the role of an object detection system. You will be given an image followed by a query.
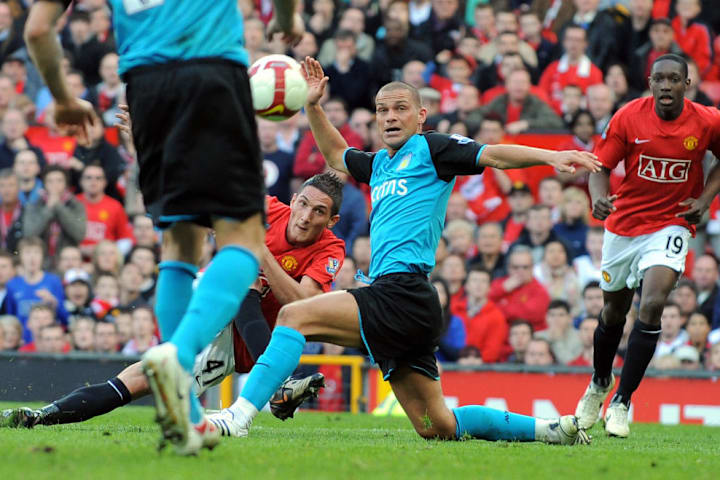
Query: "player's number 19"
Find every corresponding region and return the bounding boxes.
[665,236,684,255]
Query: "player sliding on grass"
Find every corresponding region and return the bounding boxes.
[1,173,344,435]
[207,57,601,445]
[574,53,720,438]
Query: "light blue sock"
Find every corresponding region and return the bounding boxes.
[171,246,259,371]
[453,405,536,441]
[154,261,198,341]
[240,326,305,410]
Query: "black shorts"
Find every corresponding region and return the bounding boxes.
[348,273,444,381]
[125,58,264,229]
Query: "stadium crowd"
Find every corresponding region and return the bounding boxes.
[0,0,719,374]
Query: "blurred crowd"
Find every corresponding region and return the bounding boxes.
[0,0,719,373]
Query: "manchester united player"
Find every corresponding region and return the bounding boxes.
[575,53,720,438]
[1,174,345,433]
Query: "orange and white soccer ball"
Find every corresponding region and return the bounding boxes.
[249,54,308,122]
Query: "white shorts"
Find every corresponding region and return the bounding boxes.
[600,225,691,292]
[192,325,236,395]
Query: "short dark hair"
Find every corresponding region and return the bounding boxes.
[569,109,595,131]
[563,23,587,39]
[548,299,571,314]
[334,29,357,43]
[653,53,689,79]
[676,278,698,295]
[18,236,45,255]
[301,172,344,216]
[664,301,681,313]
[376,81,421,109]
[42,165,69,184]
[510,319,534,334]
[582,281,601,295]
[466,264,491,281]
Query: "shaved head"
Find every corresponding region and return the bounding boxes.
[376,81,421,109]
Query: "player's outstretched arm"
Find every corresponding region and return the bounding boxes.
[301,57,350,175]
[479,144,601,173]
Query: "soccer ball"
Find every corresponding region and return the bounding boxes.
[249,54,308,122]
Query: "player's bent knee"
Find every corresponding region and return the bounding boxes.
[276,302,307,330]
[413,420,457,440]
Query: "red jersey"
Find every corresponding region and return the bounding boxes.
[76,194,133,248]
[596,97,720,237]
[232,196,346,372]
[454,173,510,224]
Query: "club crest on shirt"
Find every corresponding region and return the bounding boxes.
[280,255,299,273]
[397,153,412,171]
[602,271,611,283]
[326,257,339,278]
[683,136,698,151]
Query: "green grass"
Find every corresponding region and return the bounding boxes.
[1,403,719,480]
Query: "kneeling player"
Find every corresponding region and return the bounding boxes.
[2,175,346,432]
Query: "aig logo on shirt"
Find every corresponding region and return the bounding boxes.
[637,155,691,183]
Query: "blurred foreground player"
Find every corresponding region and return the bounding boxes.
[575,54,720,438]
[24,0,304,454]
[213,58,601,445]
[2,175,345,435]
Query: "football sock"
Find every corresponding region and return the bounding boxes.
[613,320,661,406]
[38,377,131,425]
[240,326,306,411]
[154,261,197,341]
[234,289,271,361]
[592,314,625,387]
[453,405,535,441]
[171,246,259,372]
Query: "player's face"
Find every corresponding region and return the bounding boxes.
[375,89,427,154]
[649,60,689,116]
[288,186,338,246]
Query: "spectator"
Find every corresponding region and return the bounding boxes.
[629,17,683,91]
[604,63,640,111]
[519,11,556,74]
[317,7,375,65]
[477,52,526,98]
[56,245,83,277]
[693,254,719,324]
[131,215,158,251]
[513,204,565,263]
[370,17,433,88]
[17,304,55,351]
[478,20,538,69]
[617,0,653,64]
[330,169,368,254]
[412,0,464,57]
[112,308,133,347]
[654,302,689,359]
[535,241,581,315]
[432,277,466,362]
[71,112,125,201]
[351,235,371,275]
[0,314,22,350]
[524,337,555,366]
[568,316,599,366]
[2,55,42,111]
[418,87,442,119]
[556,110,596,187]
[94,320,119,354]
[62,11,114,86]
[476,69,564,134]
[674,345,701,370]
[76,165,132,257]
[669,278,699,324]
[440,253,467,307]
[23,166,87,259]
[586,83,614,134]
[13,149,43,206]
[470,3,496,45]
[243,18,266,65]
[564,0,619,71]
[63,268,94,318]
[307,0,338,46]
[69,315,96,352]
[128,246,157,303]
[686,311,711,364]
[434,84,482,130]
[290,32,319,64]
[553,186,589,258]
[401,60,427,90]
[117,262,146,310]
[0,249,14,313]
[121,306,159,355]
[93,53,123,118]
[469,223,507,280]
[536,299,582,364]
[259,118,294,204]
[501,181,533,248]
[0,108,47,170]
[445,192,471,223]
[671,0,712,78]
[0,169,23,254]
[538,176,563,222]
[7,237,66,342]
[573,226,603,289]
[708,342,720,371]
[348,108,374,149]
[35,323,67,354]
[294,98,363,180]
[334,256,358,291]
[539,25,603,114]
[573,280,603,328]
[0,3,22,66]
[89,5,115,49]
[324,30,373,112]
[454,266,507,363]
[444,219,476,259]
[0,74,33,121]
[93,272,120,311]
[92,240,124,277]
[505,320,533,363]
[428,55,475,114]
[489,245,550,331]
[685,58,714,107]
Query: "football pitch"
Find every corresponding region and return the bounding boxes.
[1,403,719,480]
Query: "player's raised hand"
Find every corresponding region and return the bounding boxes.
[54,97,95,144]
[267,12,305,46]
[592,194,617,221]
[301,57,329,106]
[676,197,709,225]
[551,150,602,174]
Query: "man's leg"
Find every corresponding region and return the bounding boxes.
[575,287,634,429]
[390,366,586,444]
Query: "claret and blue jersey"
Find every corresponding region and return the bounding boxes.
[344,132,487,279]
